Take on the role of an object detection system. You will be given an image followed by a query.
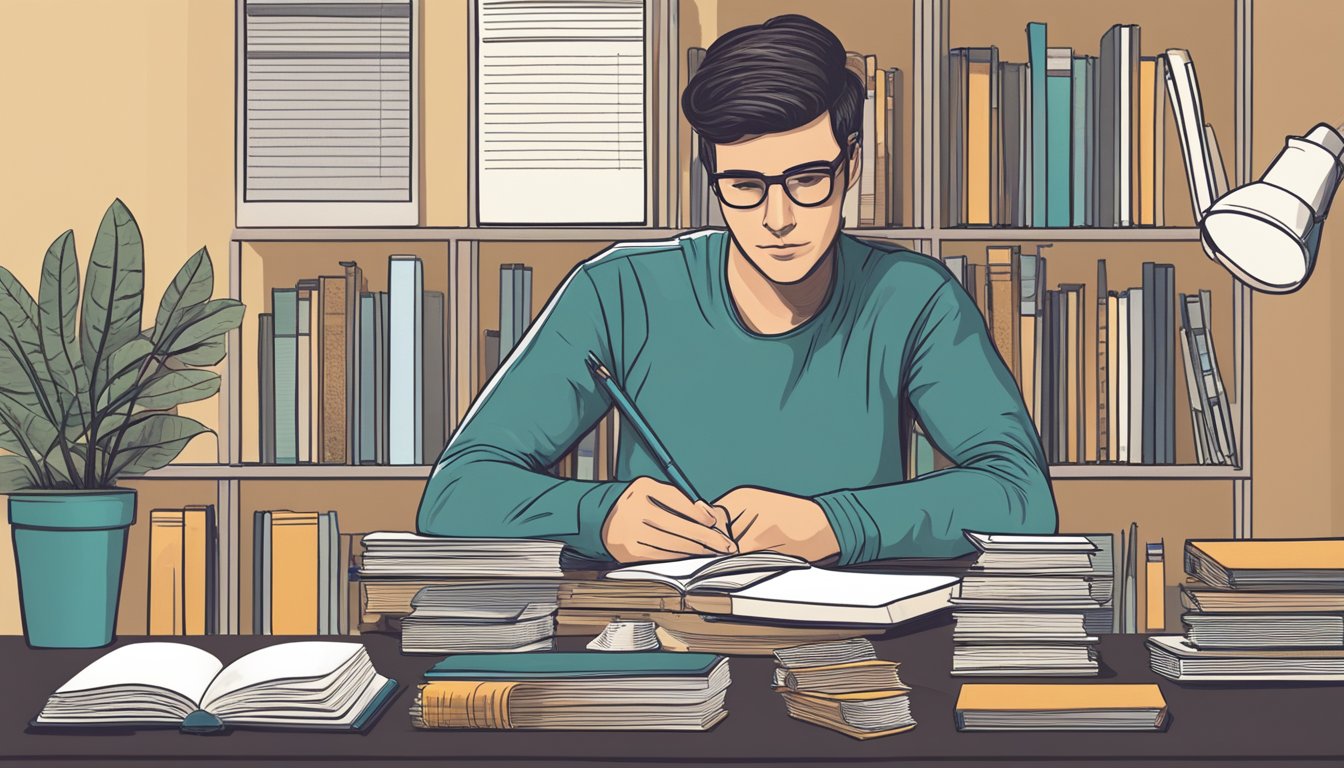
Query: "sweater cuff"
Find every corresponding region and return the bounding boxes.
[564,480,629,561]
[814,490,882,566]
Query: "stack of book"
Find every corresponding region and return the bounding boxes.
[940,250,1236,468]
[258,255,446,466]
[1148,538,1344,681]
[951,532,1115,676]
[770,638,915,740]
[685,47,903,229]
[147,505,217,636]
[945,20,1226,227]
[252,510,352,636]
[400,581,560,654]
[411,652,730,731]
[954,684,1169,731]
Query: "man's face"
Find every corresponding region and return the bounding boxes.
[711,111,860,285]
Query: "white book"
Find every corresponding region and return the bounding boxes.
[33,642,396,731]
[1127,287,1144,463]
[1116,292,1130,463]
[1148,634,1344,681]
[388,255,424,465]
[965,532,1098,553]
[1162,49,1219,220]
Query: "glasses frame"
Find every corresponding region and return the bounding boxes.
[709,138,857,210]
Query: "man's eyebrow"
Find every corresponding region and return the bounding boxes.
[717,158,834,176]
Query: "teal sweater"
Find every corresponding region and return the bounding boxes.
[417,230,1057,564]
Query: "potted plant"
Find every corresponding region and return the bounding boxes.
[1,199,243,648]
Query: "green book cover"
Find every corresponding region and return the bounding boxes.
[425,652,723,680]
[1071,56,1092,227]
[271,288,298,465]
[1046,49,1073,227]
[1027,22,1048,227]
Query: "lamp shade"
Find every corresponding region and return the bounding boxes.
[1200,123,1344,293]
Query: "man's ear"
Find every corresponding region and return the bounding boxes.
[846,143,862,191]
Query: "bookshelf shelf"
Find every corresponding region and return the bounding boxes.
[191,0,1256,635]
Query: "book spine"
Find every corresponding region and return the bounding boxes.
[1107,292,1120,463]
[1117,292,1130,463]
[986,246,1020,380]
[389,256,424,465]
[1145,540,1165,632]
[947,49,965,227]
[423,291,447,465]
[296,288,312,464]
[499,263,515,363]
[861,54,877,226]
[875,57,888,227]
[1160,265,1176,464]
[272,289,299,465]
[270,510,320,635]
[1141,263,1157,464]
[888,68,902,225]
[358,294,377,464]
[258,313,276,465]
[343,262,364,466]
[1071,56,1090,227]
[148,509,184,636]
[1096,260,1109,463]
[1045,47,1073,227]
[376,291,389,465]
[183,506,208,636]
[1026,22,1048,227]
[1139,57,1158,225]
[966,48,996,225]
[319,274,348,464]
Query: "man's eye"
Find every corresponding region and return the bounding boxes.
[732,181,763,191]
[791,174,826,187]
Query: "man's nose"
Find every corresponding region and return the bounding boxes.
[762,183,796,238]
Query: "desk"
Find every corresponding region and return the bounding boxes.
[4,619,1341,768]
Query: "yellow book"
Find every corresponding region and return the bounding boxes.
[986,246,1020,381]
[955,683,1168,731]
[966,58,992,224]
[1146,540,1166,632]
[148,509,184,636]
[270,510,320,635]
[1138,58,1157,225]
[779,688,915,739]
[1185,539,1344,590]
[182,505,210,636]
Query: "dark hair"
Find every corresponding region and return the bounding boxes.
[682,14,865,174]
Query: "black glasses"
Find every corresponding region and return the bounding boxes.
[710,145,852,209]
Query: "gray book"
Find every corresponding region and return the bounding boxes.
[1041,289,1058,462]
[1084,56,1099,227]
[423,291,446,465]
[258,313,276,465]
[252,511,265,635]
[1098,24,1140,227]
[484,330,501,383]
[1141,263,1157,464]
[358,294,377,464]
[1148,263,1176,464]
[887,68,903,226]
[518,265,533,347]
[317,510,330,634]
[271,289,299,465]
[947,49,966,226]
[1192,290,1237,464]
[1096,260,1109,463]
[374,291,389,465]
[1071,56,1092,227]
[389,255,424,465]
[499,263,515,364]
[944,255,968,288]
[261,510,273,635]
[1179,294,1219,464]
[1000,62,1025,227]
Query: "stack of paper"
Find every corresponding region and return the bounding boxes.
[770,639,915,740]
[400,582,559,654]
[359,533,565,578]
[955,684,1169,731]
[587,620,660,651]
[951,532,1113,676]
[1149,538,1344,681]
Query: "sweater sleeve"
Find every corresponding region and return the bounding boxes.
[814,279,1058,565]
[416,265,626,559]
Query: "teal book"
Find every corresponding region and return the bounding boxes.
[1046,47,1073,227]
[1071,56,1093,227]
[425,651,724,680]
[1027,22,1048,227]
[271,288,298,465]
[358,293,376,464]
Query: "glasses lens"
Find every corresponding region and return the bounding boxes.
[716,177,767,208]
[785,170,835,206]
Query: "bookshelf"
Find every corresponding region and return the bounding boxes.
[130,0,1255,635]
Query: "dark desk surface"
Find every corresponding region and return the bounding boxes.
[5,618,1342,768]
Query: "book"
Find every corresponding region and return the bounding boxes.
[148,509,186,635]
[1071,55,1094,227]
[608,554,959,626]
[296,279,318,464]
[1163,48,1219,219]
[954,683,1168,731]
[401,581,559,654]
[257,313,275,464]
[412,652,729,730]
[318,271,349,463]
[1000,61,1027,226]
[33,641,397,732]
[1146,540,1166,632]
[1096,260,1109,462]
[774,637,879,669]
[271,288,298,465]
[1026,22,1048,227]
[359,532,565,579]
[779,689,915,740]
[1184,539,1344,590]
[648,612,887,655]
[1147,634,1344,681]
[1098,24,1141,226]
[388,255,424,464]
[986,246,1020,379]
[422,290,446,463]
[775,660,906,696]
[1183,613,1344,649]
[1180,587,1344,614]
[270,511,319,635]
[1045,46,1073,227]
[357,293,377,464]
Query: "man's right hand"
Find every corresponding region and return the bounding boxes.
[601,476,738,563]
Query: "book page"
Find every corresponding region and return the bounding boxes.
[605,552,809,592]
[52,642,223,706]
[200,641,363,710]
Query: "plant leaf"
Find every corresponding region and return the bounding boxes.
[0,455,36,494]
[135,369,220,411]
[162,299,243,357]
[37,229,89,423]
[80,199,144,393]
[0,392,71,486]
[105,413,209,477]
[95,337,154,412]
[153,247,213,348]
[172,336,227,367]
[0,265,51,410]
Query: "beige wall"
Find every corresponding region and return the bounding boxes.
[1,1,1342,634]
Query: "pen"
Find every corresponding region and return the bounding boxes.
[584,351,732,538]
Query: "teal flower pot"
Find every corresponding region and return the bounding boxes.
[8,489,136,648]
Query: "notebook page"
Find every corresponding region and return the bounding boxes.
[477,0,646,223]
[53,643,222,705]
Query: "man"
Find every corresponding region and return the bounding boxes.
[417,14,1057,565]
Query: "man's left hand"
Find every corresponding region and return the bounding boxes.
[712,486,840,563]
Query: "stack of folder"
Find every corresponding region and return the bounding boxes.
[770,639,915,740]
[950,532,1114,676]
[411,652,730,730]
[400,581,559,654]
[1148,538,1344,681]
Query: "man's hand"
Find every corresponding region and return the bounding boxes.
[601,476,738,563]
[713,486,840,563]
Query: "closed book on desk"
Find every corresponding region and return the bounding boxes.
[1180,587,1344,614]
[1184,539,1344,590]
[358,532,564,578]
[1183,613,1344,649]
[33,642,397,733]
[954,683,1168,731]
[1147,634,1344,681]
[607,554,959,625]
[780,689,915,740]
[412,652,729,731]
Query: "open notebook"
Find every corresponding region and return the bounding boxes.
[32,641,398,733]
[607,553,960,626]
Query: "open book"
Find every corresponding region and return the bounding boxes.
[606,553,959,626]
[33,641,398,733]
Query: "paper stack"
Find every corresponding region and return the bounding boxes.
[400,581,559,654]
[770,638,915,739]
[1148,538,1344,681]
[587,620,660,651]
[955,684,1169,731]
[951,532,1114,676]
